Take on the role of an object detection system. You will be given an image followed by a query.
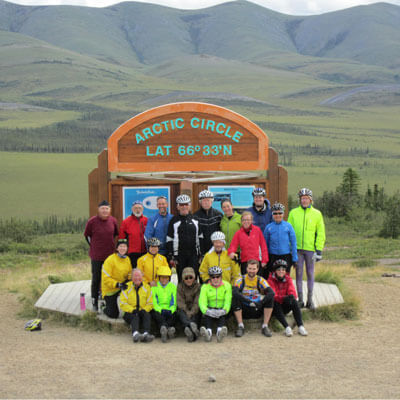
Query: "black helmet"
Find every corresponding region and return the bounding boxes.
[272,259,288,271]
[271,202,285,213]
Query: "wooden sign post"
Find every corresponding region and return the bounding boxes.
[88,102,287,222]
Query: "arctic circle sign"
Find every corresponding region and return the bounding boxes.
[107,102,269,172]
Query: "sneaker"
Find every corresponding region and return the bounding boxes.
[142,333,154,343]
[190,322,200,338]
[261,326,272,337]
[235,325,245,337]
[200,326,212,342]
[184,326,194,342]
[298,325,308,336]
[132,331,141,343]
[217,326,228,343]
[306,300,316,311]
[167,326,176,339]
[285,326,293,337]
[160,325,168,343]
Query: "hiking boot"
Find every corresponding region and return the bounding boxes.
[298,325,308,336]
[261,326,272,337]
[190,322,200,338]
[141,333,154,343]
[167,326,176,339]
[132,331,141,343]
[184,326,194,342]
[235,325,245,337]
[284,326,293,337]
[160,325,168,343]
[200,326,212,342]
[217,326,227,343]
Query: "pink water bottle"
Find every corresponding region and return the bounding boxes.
[80,293,86,311]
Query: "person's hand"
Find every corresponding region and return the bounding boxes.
[315,250,322,262]
[117,282,128,291]
[261,263,267,268]
[228,253,236,260]
[161,309,172,318]
[169,258,177,268]
[215,309,226,317]
[205,308,218,318]
[292,262,298,269]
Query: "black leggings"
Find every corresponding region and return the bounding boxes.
[177,309,200,328]
[272,295,303,328]
[176,253,199,282]
[123,310,151,333]
[152,310,176,328]
[91,259,104,300]
[202,314,226,330]
[103,292,120,319]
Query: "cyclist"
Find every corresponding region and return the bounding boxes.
[247,187,272,232]
[220,198,241,248]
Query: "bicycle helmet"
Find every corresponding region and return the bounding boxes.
[208,266,223,276]
[271,202,285,213]
[132,200,143,206]
[25,319,42,331]
[252,187,266,197]
[116,238,128,248]
[210,231,225,243]
[199,190,214,200]
[272,259,288,271]
[147,237,161,247]
[298,188,313,199]
[158,266,172,277]
[176,194,191,204]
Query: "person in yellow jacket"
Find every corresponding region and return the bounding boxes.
[137,237,169,287]
[199,231,240,284]
[288,188,326,310]
[101,238,132,319]
[120,268,154,343]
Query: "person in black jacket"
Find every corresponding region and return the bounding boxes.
[166,194,204,281]
[194,190,222,256]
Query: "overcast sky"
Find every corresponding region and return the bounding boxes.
[6,0,400,15]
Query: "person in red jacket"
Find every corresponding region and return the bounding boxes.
[228,211,268,274]
[267,259,308,337]
[119,200,148,269]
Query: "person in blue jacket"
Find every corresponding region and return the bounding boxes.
[263,202,297,279]
[144,196,173,256]
[247,187,272,233]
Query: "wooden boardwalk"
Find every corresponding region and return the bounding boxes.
[35,276,344,324]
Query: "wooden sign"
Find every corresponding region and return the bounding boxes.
[107,102,269,172]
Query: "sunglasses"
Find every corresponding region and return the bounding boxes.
[179,203,190,206]
[276,267,286,271]
[273,212,284,215]
[210,275,222,279]
[184,276,194,280]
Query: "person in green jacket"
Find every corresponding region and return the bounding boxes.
[288,188,326,310]
[199,266,232,342]
[220,198,242,248]
[151,265,177,342]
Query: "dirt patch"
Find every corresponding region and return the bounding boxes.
[1,276,400,399]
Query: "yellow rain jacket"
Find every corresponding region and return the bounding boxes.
[199,249,240,284]
[137,252,169,285]
[120,281,153,313]
[101,253,132,297]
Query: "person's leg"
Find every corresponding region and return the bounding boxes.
[103,292,120,318]
[177,309,191,327]
[296,251,305,305]
[264,254,279,279]
[303,250,316,309]
[282,295,304,327]
[91,259,103,309]
[272,302,289,328]
[240,261,247,275]
[151,310,166,328]
[216,316,227,343]
[200,314,213,341]
[262,287,274,326]
[139,310,154,342]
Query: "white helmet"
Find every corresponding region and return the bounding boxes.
[176,194,191,204]
[298,188,313,199]
[252,187,266,197]
[210,231,225,243]
[199,190,214,200]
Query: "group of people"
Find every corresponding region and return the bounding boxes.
[84,187,325,342]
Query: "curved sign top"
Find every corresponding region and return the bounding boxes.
[107,102,269,172]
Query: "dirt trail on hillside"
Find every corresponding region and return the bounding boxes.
[1,276,400,399]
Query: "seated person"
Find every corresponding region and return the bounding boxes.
[151,266,177,343]
[177,267,201,342]
[120,268,154,343]
[198,266,232,343]
[101,238,132,319]
[267,259,308,336]
[199,231,241,285]
[137,237,169,287]
[232,259,275,337]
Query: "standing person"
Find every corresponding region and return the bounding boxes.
[120,268,154,343]
[268,259,308,336]
[220,198,241,248]
[194,190,222,256]
[119,200,148,269]
[263,202,297,279]
[288,188,326,310]
[84,200,119,312]
[232,259,275,338]
[177,267,201,342]
[144,196,173,256]
[199,266,232,343]
[247,187,272,233]
[151,266,177,343]
[101,238,132,319]
[166,194,203,282]
[228,211,269,275]
[199,231,240,285]
[137,237,169,287]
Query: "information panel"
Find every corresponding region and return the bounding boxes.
[208,185,255,213]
